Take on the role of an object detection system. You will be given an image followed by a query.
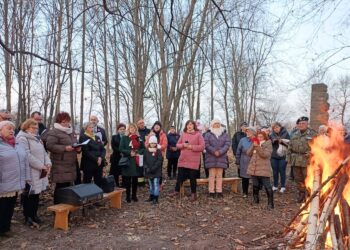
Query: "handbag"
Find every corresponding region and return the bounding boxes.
[118,155,130,168]
[277,144,288,157]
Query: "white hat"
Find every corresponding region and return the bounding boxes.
[210,118,221,127]
[149,135,158,144]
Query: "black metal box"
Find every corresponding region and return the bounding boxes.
[56,184,103,206]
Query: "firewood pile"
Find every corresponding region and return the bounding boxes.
[284,156,350,249]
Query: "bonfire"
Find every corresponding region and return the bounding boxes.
[284,122,350,249]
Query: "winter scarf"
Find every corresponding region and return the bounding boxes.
[0,136,15,147]
[129,134,140,149]
[54,123,73,134]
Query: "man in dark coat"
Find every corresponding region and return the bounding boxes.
[166,125,180,179]
[137,119,150,142]
[88,115,108,146]
[110,123,126,187]
[232,122,248,155]
[31,111,47,136]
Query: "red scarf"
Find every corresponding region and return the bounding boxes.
[1,136,15,147]
[129,134,140,149]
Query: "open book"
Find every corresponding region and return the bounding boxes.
[72,139,90,148]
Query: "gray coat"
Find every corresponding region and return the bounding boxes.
[0,138,30,194]
[204,131,231,169]
[16,131,51,194]
[235,137,253,178]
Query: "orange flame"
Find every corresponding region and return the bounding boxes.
[305,121,350,203]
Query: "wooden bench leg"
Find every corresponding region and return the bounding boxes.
[109,192,122,209]
[54,210,70,231]
[231,181,239,193]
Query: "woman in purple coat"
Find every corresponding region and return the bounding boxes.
[204,119,231,198]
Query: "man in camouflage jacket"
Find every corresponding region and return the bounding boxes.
[286,117,318,203]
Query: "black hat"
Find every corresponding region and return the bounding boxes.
[296,116,309,124]
[240,121,248,127]
[170,124,175,128]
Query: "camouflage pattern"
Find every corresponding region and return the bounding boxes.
[286,128,318,168]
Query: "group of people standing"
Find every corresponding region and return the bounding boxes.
[2,106,348,238]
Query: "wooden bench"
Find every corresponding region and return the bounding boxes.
[180,177,241,195]
[47,188,125,231]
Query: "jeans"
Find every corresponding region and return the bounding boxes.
[149,178,160,196]
[271,158,287,188]
[208,168,223,193]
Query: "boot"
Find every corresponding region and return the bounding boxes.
[152,196,158,205]
[253,186,260,204]
[266,187,274,209]
[126,185,131,203]
[297,190,306,203]
[145,195,154,202]
[190,193,197,202]
[208,193,215,199]
[216,193,223,199]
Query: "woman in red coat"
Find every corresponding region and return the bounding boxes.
[170,120,205,201]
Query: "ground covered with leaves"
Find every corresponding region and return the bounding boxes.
[0,166,300,249]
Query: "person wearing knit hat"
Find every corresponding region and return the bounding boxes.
[204,119,231,198]
[143,135,163,204]
[110,123,127,187]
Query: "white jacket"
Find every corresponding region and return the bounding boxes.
[16,131,51,194]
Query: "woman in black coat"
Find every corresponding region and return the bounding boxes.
[110,123,126,187]
[80,122,106,188]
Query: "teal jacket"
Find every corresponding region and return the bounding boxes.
[119,135,145,177]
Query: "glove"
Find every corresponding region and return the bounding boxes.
[157,144,161,149]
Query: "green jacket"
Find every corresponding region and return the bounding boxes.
[119,135,145,177]
[287,128,317,167]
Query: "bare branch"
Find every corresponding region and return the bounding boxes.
[0,36,81,71]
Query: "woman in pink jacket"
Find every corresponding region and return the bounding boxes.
[171,120,205,201]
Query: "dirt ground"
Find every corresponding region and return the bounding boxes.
[0,163,301,250]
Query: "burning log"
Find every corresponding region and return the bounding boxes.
[284,154,350,249]
[329,213,339,250]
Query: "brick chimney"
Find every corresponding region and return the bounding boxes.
[310,83,329,131]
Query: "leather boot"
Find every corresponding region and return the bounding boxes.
[297,190,306,203]
[190,193,197,202]
[253,186,260,204]
[266,187,274,209]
